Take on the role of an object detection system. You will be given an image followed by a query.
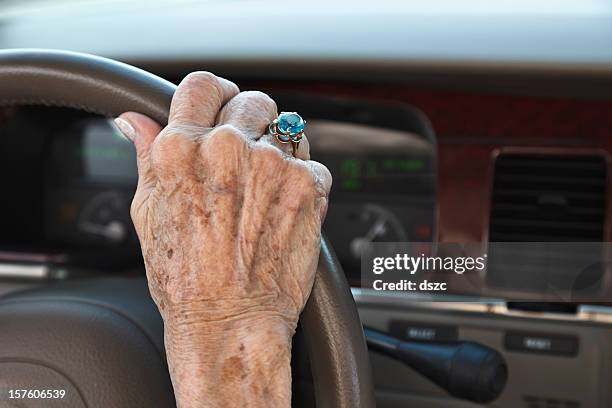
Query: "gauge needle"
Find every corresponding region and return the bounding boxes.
[350,218,387,259]
[80,220,126,243]
[365,218,387,242]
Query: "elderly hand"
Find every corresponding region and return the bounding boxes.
[114,72,331,408]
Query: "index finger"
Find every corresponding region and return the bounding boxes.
[169,71,239,128]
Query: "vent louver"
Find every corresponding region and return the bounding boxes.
[489,153,607,242]
[486,152,608,293]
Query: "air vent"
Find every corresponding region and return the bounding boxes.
[523,395,580,408]
[489,153,607,242]
[486,152,608,293]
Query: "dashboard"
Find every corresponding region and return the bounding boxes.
[0,98,437,282]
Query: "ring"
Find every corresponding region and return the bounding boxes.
[269,112,306,157]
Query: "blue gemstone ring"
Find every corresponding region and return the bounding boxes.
[269,112,306,156]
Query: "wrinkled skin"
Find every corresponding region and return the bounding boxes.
[116,72,331,408]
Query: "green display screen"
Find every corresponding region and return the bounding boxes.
[338,157,430,192]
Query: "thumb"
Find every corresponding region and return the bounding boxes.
[114,112,162,182]
[114,112,162,217]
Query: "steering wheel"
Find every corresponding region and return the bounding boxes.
[0,49,375,408]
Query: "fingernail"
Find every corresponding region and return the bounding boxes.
[114,117,136,142]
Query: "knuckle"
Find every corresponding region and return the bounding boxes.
[310,161,332,196]
[241,91,277,112]
[202,124,247,157]
[212,123,242,138]
[208,124,244,145]
[151,129,197,173]
[179,71,224,103]
[255,143,285,167]
[221,91,277,126]
[318,163,332,183]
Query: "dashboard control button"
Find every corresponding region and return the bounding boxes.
[504,331,579,357]
[389,321,458,342]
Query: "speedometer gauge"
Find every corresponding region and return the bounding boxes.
[45,117,138,250]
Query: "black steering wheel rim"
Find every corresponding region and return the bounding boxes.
[0,49,375,408]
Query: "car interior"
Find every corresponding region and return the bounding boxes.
[0,1,611,407]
